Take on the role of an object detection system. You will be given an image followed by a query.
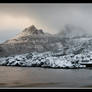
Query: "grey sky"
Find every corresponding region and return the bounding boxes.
[0,4,92,43]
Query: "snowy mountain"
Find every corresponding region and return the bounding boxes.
[0,24,92,68]
[12,25,45,39]
[0,24,92,57]
[55,24,92,55]
[0,25,63,56]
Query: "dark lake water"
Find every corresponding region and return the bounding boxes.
[0,66,92,88]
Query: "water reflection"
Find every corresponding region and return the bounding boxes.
[0,66,92,88]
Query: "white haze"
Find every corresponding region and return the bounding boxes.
[0,4,92,43]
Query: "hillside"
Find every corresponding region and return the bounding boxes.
[0,24,92,68]
[0,25,62,56]
[0,24,92,57]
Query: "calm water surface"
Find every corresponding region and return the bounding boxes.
[0,66,92,88]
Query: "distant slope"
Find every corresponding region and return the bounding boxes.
[56,24,92,55]
[57,24,91,38]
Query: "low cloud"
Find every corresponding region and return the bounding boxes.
[0,4,92,43]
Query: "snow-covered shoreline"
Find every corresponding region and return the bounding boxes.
[0,51,92,69]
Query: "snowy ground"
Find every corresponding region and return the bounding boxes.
[0,51,92,69]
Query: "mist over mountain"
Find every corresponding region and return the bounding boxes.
[0,24,92,57]
[57,24,92,38]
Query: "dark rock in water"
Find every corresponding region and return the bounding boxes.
[86,64,92,67]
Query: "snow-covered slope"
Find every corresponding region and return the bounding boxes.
[1,51,92,68]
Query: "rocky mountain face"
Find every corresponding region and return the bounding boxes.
[0,25,63,56]
[0,24,92,57]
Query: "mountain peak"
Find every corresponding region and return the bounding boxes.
[22,25,44,35]
[24,25,37,32]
